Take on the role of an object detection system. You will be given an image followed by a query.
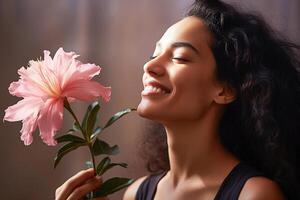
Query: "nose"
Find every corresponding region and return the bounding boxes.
[143,56,166,77]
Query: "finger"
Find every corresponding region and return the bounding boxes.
[66,176,102,200]
[56,168,95,200]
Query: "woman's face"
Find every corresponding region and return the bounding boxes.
[137,16,222,123]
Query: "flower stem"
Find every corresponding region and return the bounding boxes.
[88,144,97,176]
[63,97,97,175]
[63,98,84,134]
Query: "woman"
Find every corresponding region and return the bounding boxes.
[55,0,300,199]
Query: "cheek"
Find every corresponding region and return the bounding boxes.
[169,71,216,118]
[174,68,215,100]
[137,68,218,122]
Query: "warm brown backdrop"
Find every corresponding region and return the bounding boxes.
[0,0,299,199]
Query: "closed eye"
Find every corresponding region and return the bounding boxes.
[172,57,190,62]
[149,56,190,62]
[149,55,157,60]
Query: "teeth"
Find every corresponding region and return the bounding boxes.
[143,85,167,94]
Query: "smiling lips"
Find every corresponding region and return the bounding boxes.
[142,81,171,96]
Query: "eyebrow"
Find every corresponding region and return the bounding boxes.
[156,41,200,55]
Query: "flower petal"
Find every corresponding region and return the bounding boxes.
[8,67,47,98]
[20,115,39,145]
[79,63,101,79]
[4,97,42,146]
[59,59,82,89]
[74,63,101,80]
[8,81,23,97]
[53,47,78,67]
[43,50,55,71]
[4,97,43,122]
[62,80,111,102]
[8,79,47,98]
[16,62,61,98]
[37,98,64,146]
[53,47,79,76]
[62,63,101,89]
[52,48,81,89]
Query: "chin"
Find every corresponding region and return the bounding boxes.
[137,102,151,118]
[137,101,163,121]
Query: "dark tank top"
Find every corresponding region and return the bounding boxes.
[135,163,263,200]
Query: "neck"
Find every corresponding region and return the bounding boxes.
[162,105,238,187]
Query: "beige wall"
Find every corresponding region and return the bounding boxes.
[0,0,298,199]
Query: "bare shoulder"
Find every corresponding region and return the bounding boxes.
[122,176,148,200]
[239,176,285,200]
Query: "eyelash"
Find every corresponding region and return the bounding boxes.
[149,56,189,62]
[172,57,189,62]
[149,56,156,60]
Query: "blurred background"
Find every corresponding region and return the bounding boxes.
[0,0,299,199]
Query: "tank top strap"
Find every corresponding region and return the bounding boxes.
[214,162,264,200]
[135,163,263,200]
[135,171,167,200]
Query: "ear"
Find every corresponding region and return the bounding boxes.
[213,82,236,105]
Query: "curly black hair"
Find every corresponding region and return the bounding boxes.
[140,0,300,199]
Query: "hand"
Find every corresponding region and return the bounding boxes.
[55,168,108,200]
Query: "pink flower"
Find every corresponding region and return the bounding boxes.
[4,48,111,146]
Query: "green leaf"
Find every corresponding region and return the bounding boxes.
[81,101,100,138]
[55,134,86,144]
[96,157,128,176]
[66,128,76,134]
[94,177,134,197]
[54,142,86,168]
[106,162,128,170]
[86,102,100,137]
[90,127,102,140]
[103,108,136,129]
[96,157,111,175]
[92,138,119,156]
[73,121,81,131]
[81,103,94,133]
